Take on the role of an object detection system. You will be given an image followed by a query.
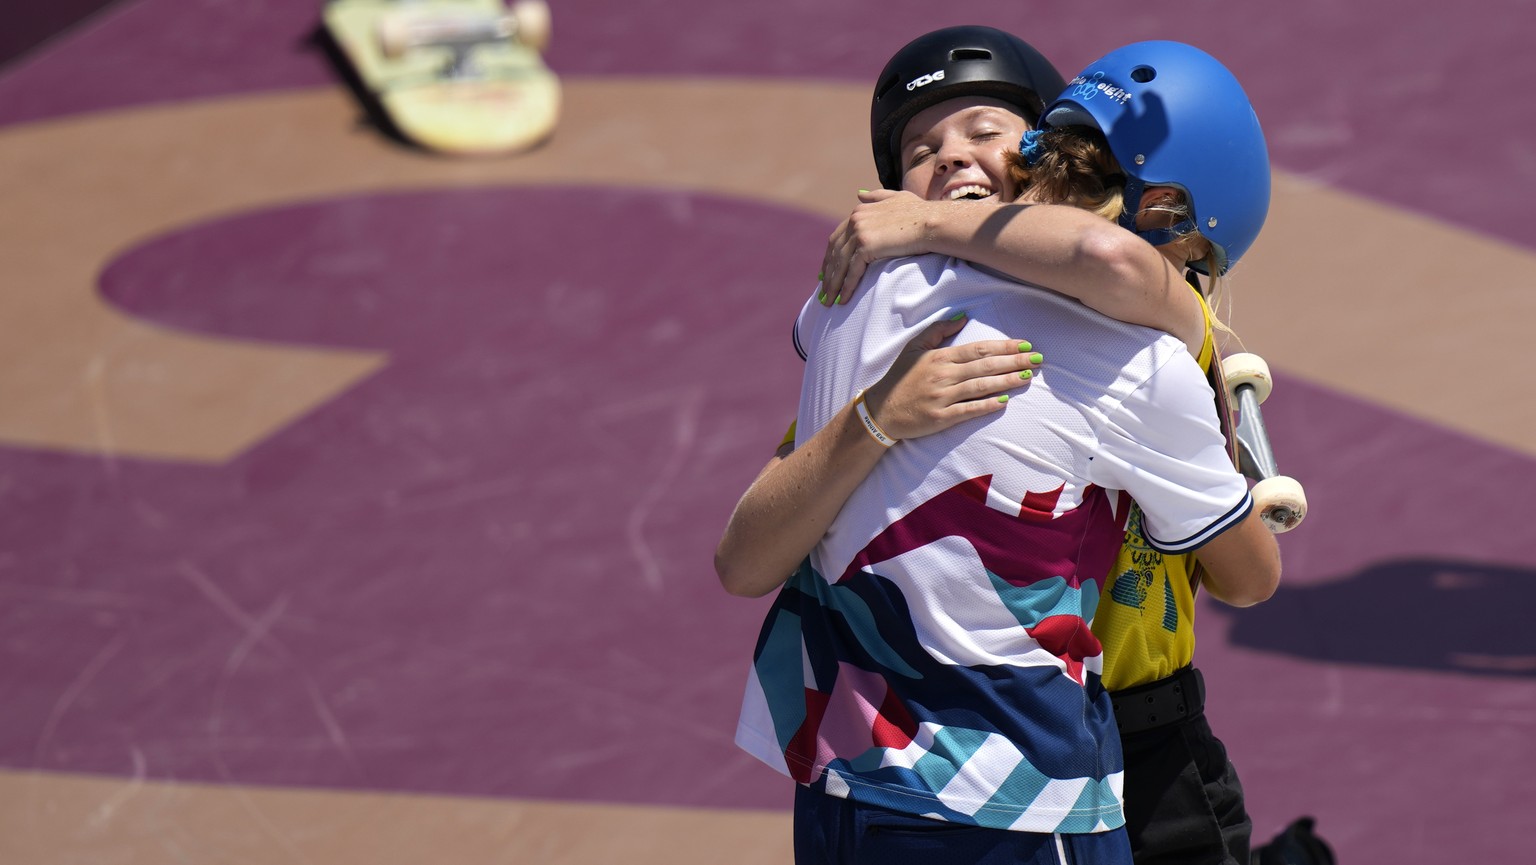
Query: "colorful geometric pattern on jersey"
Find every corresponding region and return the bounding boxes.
[1096,289,1217,692]
[737,497,1128,833]
[736,256,1252,835]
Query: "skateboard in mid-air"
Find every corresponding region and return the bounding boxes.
[323,0,560,155]
[1215,350,1307,533]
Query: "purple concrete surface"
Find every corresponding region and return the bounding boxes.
[0,1,1533,253]
[1196,371,1536,861]
[4,188,820,806]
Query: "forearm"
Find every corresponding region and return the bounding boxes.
[714,402,889,598]
[715,314,1037,597]
[921,203,1203,349]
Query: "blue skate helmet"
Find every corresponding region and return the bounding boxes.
[871,25,1066,191]
[1039,41,1270,275]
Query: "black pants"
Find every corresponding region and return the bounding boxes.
[1119,710,1252,865]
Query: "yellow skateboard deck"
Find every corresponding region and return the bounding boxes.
[324,0,560,155]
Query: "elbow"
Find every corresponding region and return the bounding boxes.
[1255,543,1284,604]
[713,550,752,596]
[1215,555,1282,608]
[714,548,777,598]
[1223,575,1279,608]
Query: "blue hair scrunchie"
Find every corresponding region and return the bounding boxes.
[1019,128,1048,166]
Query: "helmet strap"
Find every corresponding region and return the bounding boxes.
[1135,222,1198,248]
[1116,175,1144,233]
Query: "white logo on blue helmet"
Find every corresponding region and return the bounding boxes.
[1068,72,1132,105]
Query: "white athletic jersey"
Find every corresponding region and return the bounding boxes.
[795,256,1248,561]
[736,255,1250,834]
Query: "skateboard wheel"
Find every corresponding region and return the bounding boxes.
[510,0,552,51]
[1221,352,1272,405]
[1252,475,1306,534]
[377,15,415,59]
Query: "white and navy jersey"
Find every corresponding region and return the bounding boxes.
[736,255,1249,834]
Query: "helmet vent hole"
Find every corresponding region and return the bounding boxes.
[1130,65,1156,83]
[950,48,993,62]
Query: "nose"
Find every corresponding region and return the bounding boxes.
[933,135,971,175]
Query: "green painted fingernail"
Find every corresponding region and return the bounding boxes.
[1029,352,1044,364]
[818,271,824,281]
[1017,341,1032,352]
[858,189,869,194]
[819,292,827,303]
[1020,370,1033,380]
[998,394,1010,403]
[950,311,967,321]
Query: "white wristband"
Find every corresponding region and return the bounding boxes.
[853,390,899,448]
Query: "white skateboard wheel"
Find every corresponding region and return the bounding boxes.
[1253,475,1306,534]
[510,0,552,51]
[376,15,416,59]
[1221,352,1272,405]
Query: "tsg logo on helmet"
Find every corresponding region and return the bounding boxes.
[905,69,946,91]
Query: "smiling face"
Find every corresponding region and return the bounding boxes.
[897,96,1030,203]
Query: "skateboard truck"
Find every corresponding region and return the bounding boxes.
[377,0,551,80]
[1221,353,1307,534]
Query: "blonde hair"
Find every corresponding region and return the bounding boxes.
[1008,127,1239,341]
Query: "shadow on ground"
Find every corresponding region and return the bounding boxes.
[1218,558,1536,677]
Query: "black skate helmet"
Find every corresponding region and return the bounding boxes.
[870,25,1066,190]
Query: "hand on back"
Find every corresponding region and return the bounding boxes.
[861,314,1042,441]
